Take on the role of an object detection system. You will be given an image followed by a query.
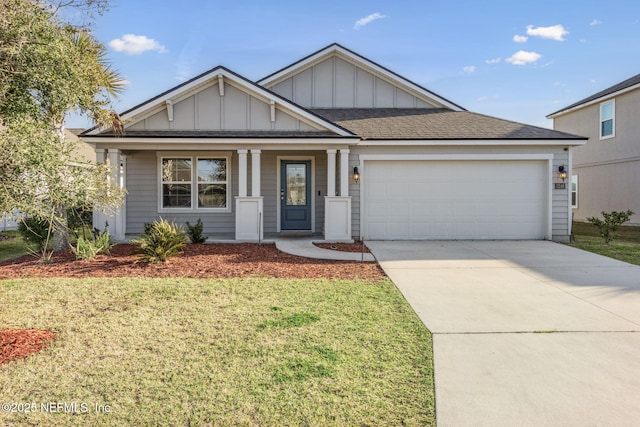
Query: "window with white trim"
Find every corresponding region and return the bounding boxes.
[600,100,615,139]
[571,175,578,208]
[161,156,229,210]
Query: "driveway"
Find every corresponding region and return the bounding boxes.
[367,241,640,427]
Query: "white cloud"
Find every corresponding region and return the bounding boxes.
[463,65,476,73]
[590,19,602,26]
[513,34,528,43]
[506,50,542,65]
[354,12,387,29]
[108,34,167,55]
[526,24,569,41]
[485,57,501,64]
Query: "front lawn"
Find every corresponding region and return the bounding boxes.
[0,277,434,426]
[571,222,640,265]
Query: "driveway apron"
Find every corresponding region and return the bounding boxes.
[367,241,640,427]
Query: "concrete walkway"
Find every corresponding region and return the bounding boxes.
[275,238,376,262]
[367,241,640,427]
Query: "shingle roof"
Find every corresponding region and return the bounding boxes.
[311,108,585,140]
[548,72,640,117]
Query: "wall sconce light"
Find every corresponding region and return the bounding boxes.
[353,166,360,183]
[558,165,567,181]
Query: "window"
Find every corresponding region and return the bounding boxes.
[600,100,615,139]
[161,156,229,210]
[571,175,578,208]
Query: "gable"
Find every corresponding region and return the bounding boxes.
[259,44,464,111]
[86,67,352,137]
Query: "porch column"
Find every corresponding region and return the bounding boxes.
[238,149,248,197]
[339,149,350,197]
[108,149,125,241]
[326,149,337,197]
[235,149,263,242]
[251,149,261,197]
[324,148,352,242]
[93,149,108,233]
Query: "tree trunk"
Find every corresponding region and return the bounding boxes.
[52,204,69,252]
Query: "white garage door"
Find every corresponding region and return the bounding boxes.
[364,160,547,240]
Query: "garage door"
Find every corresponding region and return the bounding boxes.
[364,160,547,240]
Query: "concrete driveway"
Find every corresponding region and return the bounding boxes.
[367,241,640,427]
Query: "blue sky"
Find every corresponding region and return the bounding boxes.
[67,0,640,130]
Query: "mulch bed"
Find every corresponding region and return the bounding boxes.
[0,329,57,364]
[314,241,371,253]
[0,243,385,281]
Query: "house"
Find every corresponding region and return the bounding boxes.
[81,43,586,242]
[548,73,640,225]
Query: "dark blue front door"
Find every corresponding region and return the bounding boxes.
[281,160,311,230]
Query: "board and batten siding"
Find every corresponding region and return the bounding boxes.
[125,151,236,236]
[126,82,319,132]
[268,56,437,109]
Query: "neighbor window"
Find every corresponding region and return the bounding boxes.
[600,100,615,139]
[161,156,229,210]
[571,175,578,208]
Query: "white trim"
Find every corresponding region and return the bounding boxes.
[276,156,316,233]
[84,137,357,147]
[157,153,232,214]
[571,174,578,209]
[599,99,615,140]
[358,154,554,161]
[359,156,553,241]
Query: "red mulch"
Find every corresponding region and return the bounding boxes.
[0,243,385,280]
[314,241,371,253]
[0,329,57,364]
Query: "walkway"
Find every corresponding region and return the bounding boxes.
[275,237,376,262]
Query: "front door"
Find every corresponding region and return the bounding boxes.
[281,160,312,230]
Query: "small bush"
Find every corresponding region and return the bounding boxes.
[186,219,207,244]
[587,210,635,245]
[17,216,51,250]
[72,228,113,261]
[131,218,188,263]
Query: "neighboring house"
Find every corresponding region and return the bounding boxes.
[548,73,640,225]
[82,43,586,242]
[1,128,90,231]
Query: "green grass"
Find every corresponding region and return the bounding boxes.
[0,231,30,262]
[0,277,435,426]
[571,222,640,265]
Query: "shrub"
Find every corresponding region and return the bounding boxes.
[72,228,113,261]
[186,219,207,244]
[131,218,188,263]
[17,216,51,251]
[587,210,635,245]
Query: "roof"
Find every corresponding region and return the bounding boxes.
[312,108,585,140]
[548,72,640,118]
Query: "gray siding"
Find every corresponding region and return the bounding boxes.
[125,151,236,236]
[268,56,436,109]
